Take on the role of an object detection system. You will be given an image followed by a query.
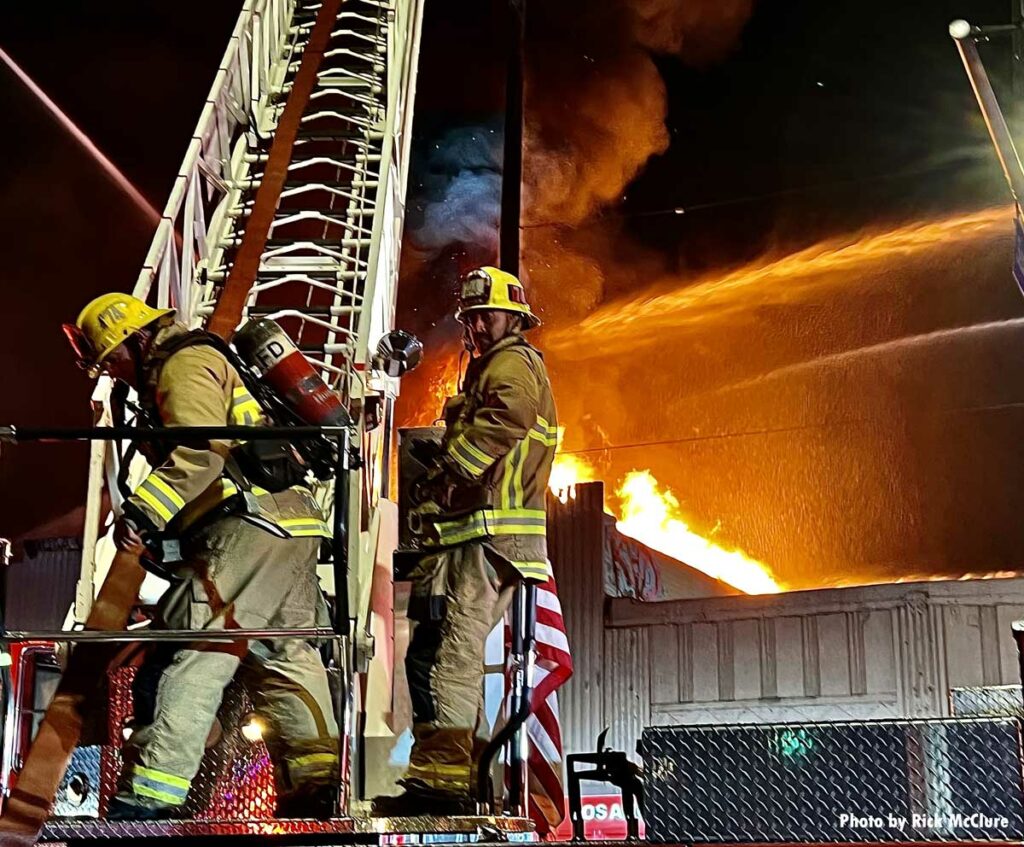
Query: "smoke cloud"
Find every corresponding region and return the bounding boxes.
[406,123,503,262]
[401,0,757,324]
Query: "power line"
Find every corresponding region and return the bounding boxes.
[558,401,1024,456]
[520,160,967,230]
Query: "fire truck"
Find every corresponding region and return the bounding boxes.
[0,0,540,840]
[10,2,1024,845]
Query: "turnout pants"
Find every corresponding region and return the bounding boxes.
[404,542,519,795]
[123,517,339,809]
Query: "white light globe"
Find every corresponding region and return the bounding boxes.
[949,20,972,39]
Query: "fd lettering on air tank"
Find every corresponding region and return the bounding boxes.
[234,318,350,427]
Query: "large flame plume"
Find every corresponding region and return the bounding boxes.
[550,449,782,595]
[616,471,782,595]
[397,0,1023,589]
[401,205,1018,589]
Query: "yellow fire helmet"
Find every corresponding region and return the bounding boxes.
[455,266,541,330]
[64,292,175,377]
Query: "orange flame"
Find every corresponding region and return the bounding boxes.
[615,471,783,595]
[405,355,462,427]
[550,433,596,503]
[549,445,782,594]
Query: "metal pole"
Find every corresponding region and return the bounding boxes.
[1012,621,1024,708]
[507,586,525,807]
[0,424,349,443]
[332,430,353,815]
[0,539,8,801]
[496,0,530,810]
[499,0,525,276]
[0,628,335,643]
[951,21,1024,202]
[507,582,537,814]
[332,431,352,639]
[0,541,8,636]
[1013,0,1024,97]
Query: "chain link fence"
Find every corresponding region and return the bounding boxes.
[641,717,1024,843]
[950,685,1024,718]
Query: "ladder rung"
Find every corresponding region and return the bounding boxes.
[282,180,368,190]
[295,129,366,140]
[246,306,357,318]
[265,237,368,248]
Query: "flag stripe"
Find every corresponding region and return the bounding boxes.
[503,576,573,834]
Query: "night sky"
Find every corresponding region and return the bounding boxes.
[2,0,1022,584]
[397,0,1014,334]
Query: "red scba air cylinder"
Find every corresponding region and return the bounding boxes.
[233,319,348,426]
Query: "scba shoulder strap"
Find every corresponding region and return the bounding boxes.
[153,330,311,495]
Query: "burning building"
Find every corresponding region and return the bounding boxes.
[547,481,1024,769]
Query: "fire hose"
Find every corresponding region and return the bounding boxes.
[0,423,356,839]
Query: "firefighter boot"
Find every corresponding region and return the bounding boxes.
[370,780,478,818]
[371,726,478,817]
[275,784,337,820]
[106,794,181,821]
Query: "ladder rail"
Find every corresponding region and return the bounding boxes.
[131,0,298,321]
[69,0,425,812]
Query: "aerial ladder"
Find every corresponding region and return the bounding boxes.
[0,0,536,840]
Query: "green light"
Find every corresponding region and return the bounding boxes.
[778,728,815,760]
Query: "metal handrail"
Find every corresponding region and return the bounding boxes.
[0,628,337,643]
[1,424,349,444]
[0,422,353,641]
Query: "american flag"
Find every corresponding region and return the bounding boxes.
[506,576,574,835]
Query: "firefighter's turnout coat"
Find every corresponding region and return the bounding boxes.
[401,333,558,796]
[116,322,337,811]
[125,323,328,540]
[431,334,558,580]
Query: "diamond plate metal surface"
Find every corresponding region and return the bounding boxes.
[641,717,1024,843]
[42,817,357,841]
[951,685,1024,718]
[355,815,534,834]
[41,815,533,842]
[52,746,102,818]
[104,663,281,821]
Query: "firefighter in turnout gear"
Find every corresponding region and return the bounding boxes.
[379,267,558,815]
[65,293,339,820]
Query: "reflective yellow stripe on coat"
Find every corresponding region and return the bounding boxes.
[434,508,547,547]
[277,517,333,538]
[230,386,262,426]
[134,474,187,523]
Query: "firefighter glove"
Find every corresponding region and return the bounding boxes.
[115,505,165,569]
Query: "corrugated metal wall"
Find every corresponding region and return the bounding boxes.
[5,538,80,630]
[603,580,1024,757]
[546,485,1024,767]
[602,625,649,756]
[547,483,607,757]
